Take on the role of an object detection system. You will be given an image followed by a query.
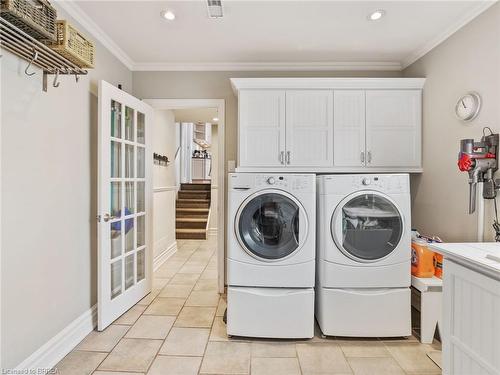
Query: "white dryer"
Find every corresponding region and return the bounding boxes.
[227,173,316,339]
[316,174,411,338]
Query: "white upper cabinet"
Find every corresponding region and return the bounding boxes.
[232,78,425,172]
[238,90,286,167]
[333,90,366,167]
[365,90,422,168]
[286,90,333,167]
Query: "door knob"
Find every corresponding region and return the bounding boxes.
[103,213,116,222]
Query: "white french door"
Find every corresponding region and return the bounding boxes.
[97,80,154,330]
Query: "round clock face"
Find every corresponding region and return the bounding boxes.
[455,92,481,122]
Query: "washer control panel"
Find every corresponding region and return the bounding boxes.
[255,174,314,192]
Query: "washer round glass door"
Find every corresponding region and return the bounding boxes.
[236,191,306,260]
[331,191,403,262]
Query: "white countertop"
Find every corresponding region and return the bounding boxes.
[429,242,500,277]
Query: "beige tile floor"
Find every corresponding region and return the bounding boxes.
[56,236,442,375]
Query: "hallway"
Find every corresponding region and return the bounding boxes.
[55,236,441,375]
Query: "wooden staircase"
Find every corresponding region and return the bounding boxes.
[176,183,211,240]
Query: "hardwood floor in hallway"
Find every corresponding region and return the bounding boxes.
[55,236,442,375]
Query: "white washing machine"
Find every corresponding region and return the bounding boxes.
[316,174,411,338]
[227,173,316,338]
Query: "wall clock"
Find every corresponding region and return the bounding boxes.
[455,92,481,122]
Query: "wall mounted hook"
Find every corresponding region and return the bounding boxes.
[25,50,38,76]
[53,68,60,87]
[74,73,79,82]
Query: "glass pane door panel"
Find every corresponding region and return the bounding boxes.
[137,147,145,178]
[336,194,403,261]
[237,193,300,260]
[125,145,135,178]
[125,254,135,290]
[110,221,122,259]
[110,182,122,217]
[137,112,145,144]
[125,106,135,141]
[125,218,135,252]
[137,182,145,213]
[137,249,145,282]
[111,100,122,138]
[111,141,122,178]
[137,215,145,247]
[111,260,122,299]
[125,182,135,214]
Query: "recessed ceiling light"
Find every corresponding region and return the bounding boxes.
[212,117,219,122]
[161,9,176,21]
[368,10,385,21]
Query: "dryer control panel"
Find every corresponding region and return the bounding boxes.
[318,174,410,195]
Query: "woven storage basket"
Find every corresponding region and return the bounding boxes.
[47,20,95,68]
[0,0,57,41]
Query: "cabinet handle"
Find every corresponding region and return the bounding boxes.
[280,151,285,165]
[286,151,291,165]
[367,151,372,163]
[360,151,365,164]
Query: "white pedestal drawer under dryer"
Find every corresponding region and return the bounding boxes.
[316,174,412,338]
[227,173,316,339]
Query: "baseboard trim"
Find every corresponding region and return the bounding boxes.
[15,304,97,370]
[153,241,177,271]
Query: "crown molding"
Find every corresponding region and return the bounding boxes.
[230,77,426,94]
[132,61,403,72]
[54,0,134,70]
[401,0,497,69]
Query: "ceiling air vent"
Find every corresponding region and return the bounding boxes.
[207,0,223,18]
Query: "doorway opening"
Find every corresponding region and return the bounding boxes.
[145,99,225,294]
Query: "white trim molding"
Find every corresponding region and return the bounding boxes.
[230,77,426,93]
[133,61,402,72]
[54,0,134,70]
[153,185,177,193]
[401,1,497,69]
[154,241,177,271]
[15,305,97,371]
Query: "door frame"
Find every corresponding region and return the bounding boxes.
[144,99,225,294]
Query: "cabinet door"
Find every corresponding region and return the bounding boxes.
[366,90,422,167]
[285,90,334,167]
[239,90,286,167]
[333,90,366,167]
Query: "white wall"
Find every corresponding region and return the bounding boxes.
[209,125,218,234]
[153,110,178,262]
[403,3,500,241]
[0,6,132,369]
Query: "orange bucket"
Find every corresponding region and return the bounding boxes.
[411,240,435,278]
[434,253,443,279]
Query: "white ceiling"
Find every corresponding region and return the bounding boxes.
[62,0,496,71]
[173,107,218,123]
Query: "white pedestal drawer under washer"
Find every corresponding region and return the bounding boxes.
[227,173,316,339]
[316,174,412,337]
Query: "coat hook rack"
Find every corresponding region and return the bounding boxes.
[0,18,88,92]
[153,153,170,166]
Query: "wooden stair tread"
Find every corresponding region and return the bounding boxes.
[176,228,206,233]
[177,198,210,203]
[176,208,209,212]
[176,217,207,222]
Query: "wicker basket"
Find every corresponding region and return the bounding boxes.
[47,20,95,68]
[0,0,57,41]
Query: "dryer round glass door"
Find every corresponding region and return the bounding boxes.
[331,192,403,262]
[236,191,307,260]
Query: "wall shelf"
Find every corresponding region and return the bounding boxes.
[0,17,88,92]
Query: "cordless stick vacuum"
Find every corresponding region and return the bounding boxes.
[458,127,500,241]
